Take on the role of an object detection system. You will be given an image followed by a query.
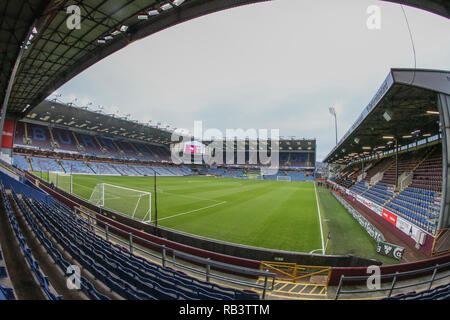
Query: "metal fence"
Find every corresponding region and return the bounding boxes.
[74,207,276,299]
[334,261,450,300]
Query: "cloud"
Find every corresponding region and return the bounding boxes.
[56,0,450,161]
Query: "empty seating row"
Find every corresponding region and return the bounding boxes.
[0,187,62,300]
[27,196,258,300]
[6,173,258,300]
[0,248,15,300]
[14,121,171,162]
[13,155,193,178]
[385,202,436,232]
[10,191,110,300]
[384,282,450,300]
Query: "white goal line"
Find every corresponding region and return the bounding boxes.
[156,201,227,222]
[100,183,151,195]
[157,189,224,203]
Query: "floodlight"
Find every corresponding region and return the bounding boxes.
[161,3,173,11]
[382,109,393,122]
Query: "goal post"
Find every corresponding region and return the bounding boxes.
[277,176,291,182]
[88,183,152,223]
[246,171,262,180]
[48,171,73,193]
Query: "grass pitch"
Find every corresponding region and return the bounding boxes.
[35,172,398,263]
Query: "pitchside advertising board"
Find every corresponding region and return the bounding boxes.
[333,181,432,240]
[1,119,15,149]
[356,194,383,216]
[377,241,405,260]
[331,190,407,259]
[330,181,408,260]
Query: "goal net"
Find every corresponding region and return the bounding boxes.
[277,176,291,182]
[48,171,72,193]
[89,183,152,223]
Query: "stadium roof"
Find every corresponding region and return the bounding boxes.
[25,99,318,147]
[1,0,268,118]
[1,0,449,121]
[323,68,450,165]
[25,99,175,145]
[384,0,450,19]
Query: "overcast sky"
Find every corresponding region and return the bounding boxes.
[53,0,450,161]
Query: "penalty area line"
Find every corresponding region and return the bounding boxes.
[156,201,227,222]
[314,182,325,255]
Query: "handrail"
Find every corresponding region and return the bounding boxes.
[335,262,450,299]
[74,207,276,299]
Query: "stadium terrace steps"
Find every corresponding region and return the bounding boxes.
[9,193,94,300]
[28,156,62,172]
[0,169,260,300]
[364,158,394,182]
[0,188,59,300]
[340,145,442,234]
[341,192,429,261]
[383,282,450,300]
[0,245,15,300]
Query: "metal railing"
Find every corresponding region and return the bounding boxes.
[260,261,331,284]
[334,262,450,300]
[73,207,276,299]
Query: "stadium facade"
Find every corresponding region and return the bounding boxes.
[324,68,450,257]
[0,0,449,301]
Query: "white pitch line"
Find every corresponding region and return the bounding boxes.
[157,189,224,203]
[314,182,325,255]
[157,201,227,222]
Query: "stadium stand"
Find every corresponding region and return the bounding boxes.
[0,170,259,300]
[59,159,93,174]
[0,244,15,300]
[383,282,450,300]
[13,120,173,163]
[12,153,195,177]
[335,144,442,235]
[0,186,62,300]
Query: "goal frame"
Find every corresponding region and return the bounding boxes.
[277,176,292,182]
[89,183,152,223]
[48,171,73,193]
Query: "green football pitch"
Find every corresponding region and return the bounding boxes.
[34,172,398,263]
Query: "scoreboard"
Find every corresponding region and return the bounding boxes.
[184,141,205,155]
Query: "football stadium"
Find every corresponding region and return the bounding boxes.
[0,0,449,306]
